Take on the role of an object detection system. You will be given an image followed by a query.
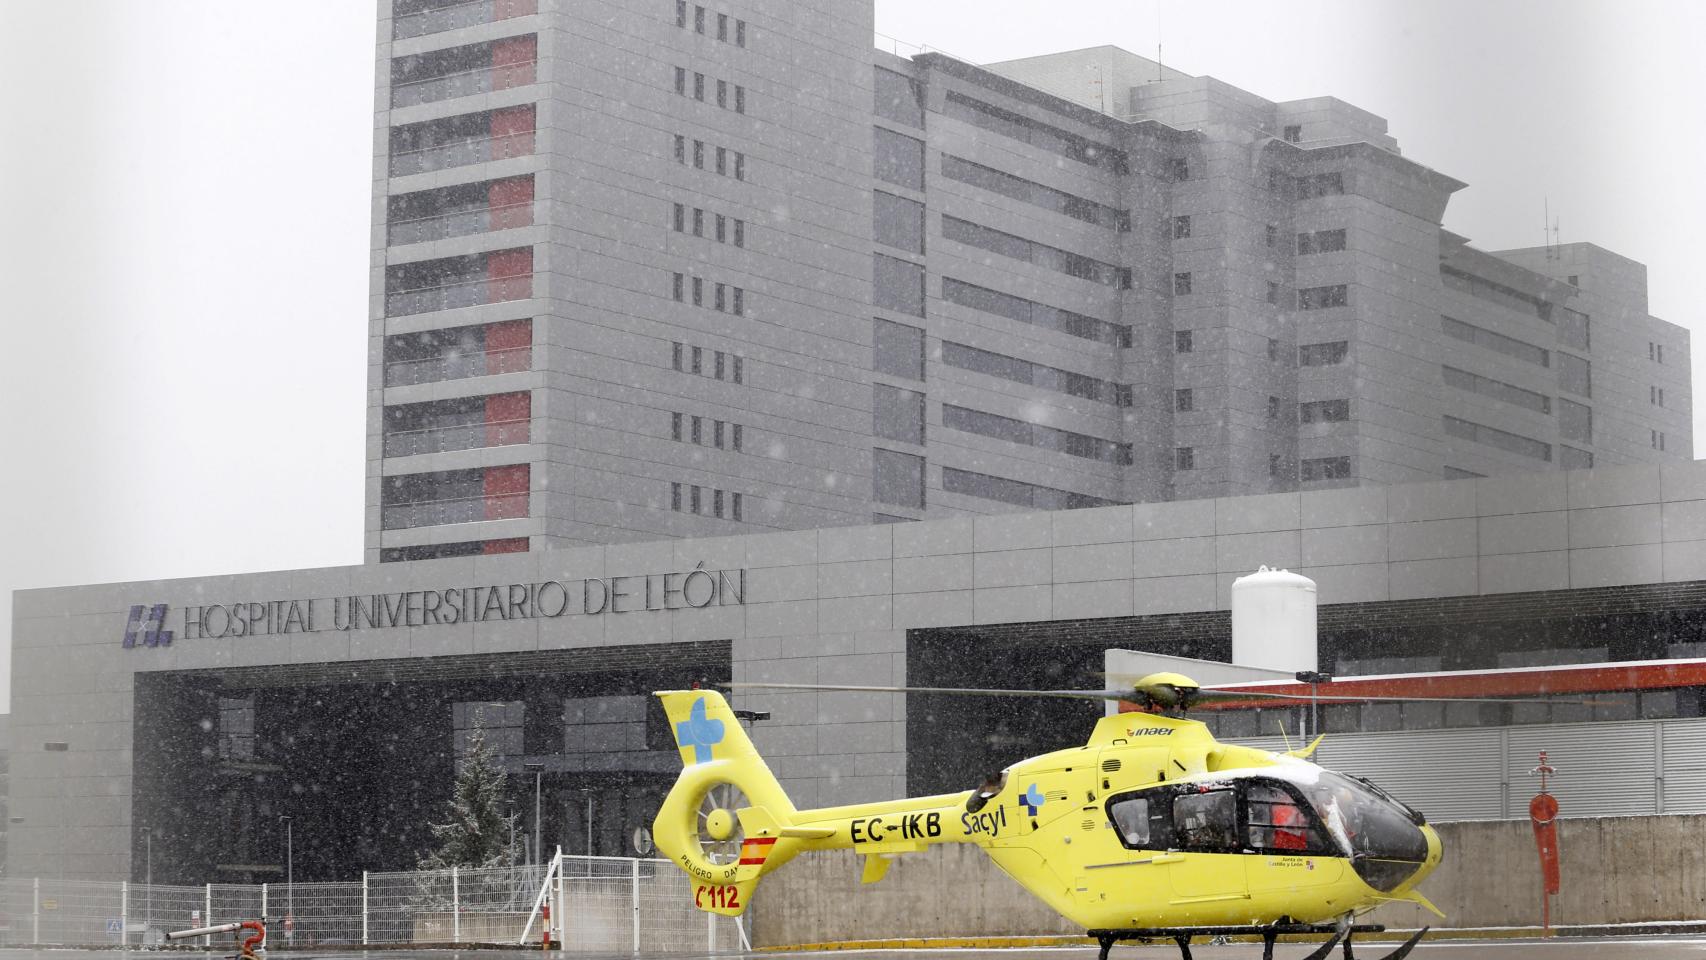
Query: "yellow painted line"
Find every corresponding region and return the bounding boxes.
[759,927,1629,951]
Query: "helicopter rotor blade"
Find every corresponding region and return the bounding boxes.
[727,682,1132,702]
[1193,687,1608,707]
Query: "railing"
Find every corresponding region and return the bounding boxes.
[383,417,530,458]
[381,491,528,530]
[390,130,535,177]
[0,857,740,952]
[392,61,537,108]
[384,345,532,387]
[392,0,536,41]
[388,200,534,246]
[385,273,533,317]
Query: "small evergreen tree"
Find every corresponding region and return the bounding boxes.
[418,723,521,871]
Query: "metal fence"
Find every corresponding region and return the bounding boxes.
[0,855,743,952]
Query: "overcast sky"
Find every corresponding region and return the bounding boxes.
[2,1,1702,714]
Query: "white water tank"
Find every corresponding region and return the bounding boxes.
[1231,566,1318,673]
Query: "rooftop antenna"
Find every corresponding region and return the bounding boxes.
[1544,197,1562,261]
[1156,0,1164,81]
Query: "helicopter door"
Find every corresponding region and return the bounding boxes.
[1242,779,1345,897]
[1164,788,1249,904]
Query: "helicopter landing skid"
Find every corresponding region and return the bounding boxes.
[1088,923,1428,960]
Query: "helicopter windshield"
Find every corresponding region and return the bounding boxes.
[1297,771,1431,891]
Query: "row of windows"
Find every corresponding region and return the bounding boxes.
[874,127,925,191]
[940,154,1130,231]
[1560,397,1592,444]
[942,404,1132,465]
[1442,315,1549,368]
[671,272,747,314]
[1295,228,1347,254]
[390,36,537,109]
[672,66,746,113]
[1650,342,1667,363]
[874,448,924,509]
[671,203,746,245]
[1441,265,1552,322]
[672,134,747,179]
[941,215,1131,288]
[379,538,529,564]
[671,341,745,383]
[670,412,745,451]
[382,392,530,457]
[1652,385,1668,407]
[1260,454,1354,481]
[382,319,532,387]
[1558,306,1590,351]
[1653,430,1669,452]
[670,482,744,519]
[874,318,924,381]
[1559,352,1591,397]
[1178,332,1344,367]
[941,465,1120,510]
[1563,446,1594,469]
[1269,170,1344,199]
[1299,399,1351,423]
[874,191,925,254]
[875,254,925,318]
[1442,365,1551,414]
[940,90,1129,174]
[942,277,1131,347]
[1297,284,1348,309]
[941,340,1131,406]
[875,384,925,445]
[674,2,746,46]
[1444,415,1552,461]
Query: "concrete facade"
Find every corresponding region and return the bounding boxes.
[16,459,1706,881]
[364,7,1691,563]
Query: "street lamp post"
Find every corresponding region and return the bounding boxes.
[523,763,544,866]
[279,815,294,943]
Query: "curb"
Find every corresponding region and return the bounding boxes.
[758,924,1706,951]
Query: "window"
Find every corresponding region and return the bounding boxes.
[1441,315,1549,367]
[1560,446,1594,470]
[873,127,924,190]
[717,79,727,108]
[1175,388,1194,412]
[690,485,701,513]
[1653,430,1667,451]
[715,213,725,242]
[940,155,1129,230]
[691,276,703,305]
[673,134,685,162]
[734,152,745,180]
[1302,456,1353,481]
[941,341,1128,406]
[1268,338,1282,362]
[942,467,1120,511]
[693,139,704,168]
[672,272,684,301]
[713,283,725,311]
[1283,124,1302,143]
[944,405,1131,464]
[1559,398,1593,443]
[1267,281,1281,305]
[1171,215,1192,239]
[1299,399,1351,423]
[1558,353,1591,397]
[672,202,685,232]
[1269,453,1283,477]
[1175,330,1193,353]
[1296,228,1346,254]
[693,72,704,100]
[1298,341,1348,366]
[1173,790,1238,852]
[690,415,702,444]
[1176,447,1195,471]
[670,482,682,511]
[1268,396,1281,420]
[941,277,1131,346]
[874,254,925,317]
[1173,272,1194,295]
[1297,172,1344,198]
[1442,366,1550,413]
[732,424,743,451]
[1109,795,1150,846]
[714,352,725,379]
[735,19,745,47]
[713,489,724,518]
[874,191,925,254]
[1559,307,1590,350]
[1298,284,1347,309]
[1444,416,1552,461]
[732,287,744,315]
[874,67,924,127]
[1165,157,1190,181]
[670,412,682,441]
[942,90,1129,173]
[733,219,745,247]
[1444,466,1487,480]
[693,5,704,32]
[874,384,926,444]
[672,341,683,370]
[676,1,686,27]
[674,66,686,95]
[874,318,924,380]
[692,207,703,236]
[1265,223,1278,247]
[716,12,727,39]
[716,146,726,174]
[734,85,745,114]
[874,449,925,509]
[1246,782,1324,852]
[691,346,702,373]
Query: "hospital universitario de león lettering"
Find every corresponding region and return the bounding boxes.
[163,564,747,641]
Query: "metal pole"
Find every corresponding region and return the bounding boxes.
[452,866,461,942]
[362,871,369,946]
[534,771,543,867]
[630,858,640,953]
[145,830,153,941]
[204,884,212,947]
[554,846,565,948]
[262,883,268,925]
[32,876,39,945]
[122,880,130,947]
[585,793,593,860]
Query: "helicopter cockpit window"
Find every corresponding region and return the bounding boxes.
[965,770,1008,813]
[1246,781,1326,854]
[1109,796,1150,845]
[1172,789,1238,852]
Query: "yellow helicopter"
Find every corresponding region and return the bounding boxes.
[653,673,1487,960]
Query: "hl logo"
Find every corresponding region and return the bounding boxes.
[122,604,174,649]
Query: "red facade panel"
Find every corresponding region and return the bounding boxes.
[484,318,532,374]
[486,247,533,303]
[489,104,536,160]
[488,175,534,230]
[485,391,531,446]
[482,537,530,555]
[483,463,530,520]
[492,0,538,20]
[490,35,537,90]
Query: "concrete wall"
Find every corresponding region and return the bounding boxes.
[751,815,1706,946]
